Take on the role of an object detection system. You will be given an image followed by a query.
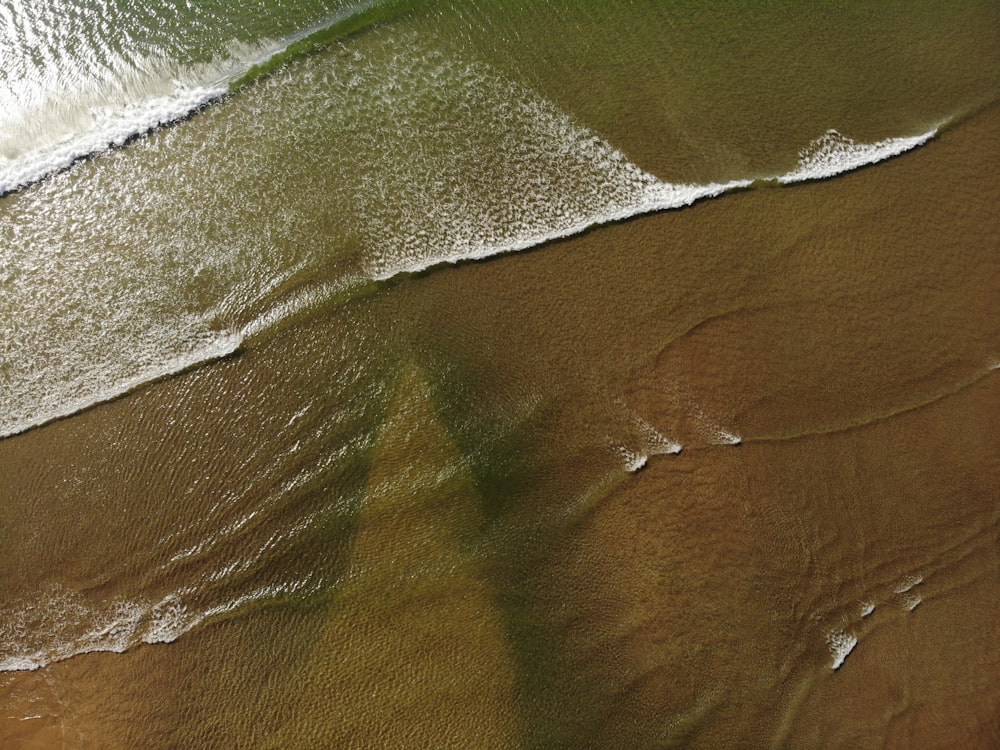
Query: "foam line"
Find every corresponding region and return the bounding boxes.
[366,123,941,284]
[777,127,939,184]
[366,178,753,281]
[0,331,242,440]
[0,592,196,672]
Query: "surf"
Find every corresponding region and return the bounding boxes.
[0,118,943,441]
[0,23,949,443]
[0,0,400,197]
[777,126,940,184]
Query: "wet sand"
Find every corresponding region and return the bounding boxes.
[0,102,997,749]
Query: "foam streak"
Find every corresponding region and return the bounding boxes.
[0,331,242,440]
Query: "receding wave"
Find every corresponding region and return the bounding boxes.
[0,589,196,672]
[0,109,948,673]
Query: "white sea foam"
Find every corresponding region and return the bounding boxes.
[892,574,923,594]
[0,590,199,672]
[618,446,649,473]
[777,127,938,185]
[859,601,875,617]
[632,414,683,456]
[0,329,242,439]
[826,629,858,670]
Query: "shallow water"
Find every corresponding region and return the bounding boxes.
[1,1,999,747]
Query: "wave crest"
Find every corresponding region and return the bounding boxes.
[778,127,938,184]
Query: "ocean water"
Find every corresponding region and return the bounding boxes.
[1,1,999,747]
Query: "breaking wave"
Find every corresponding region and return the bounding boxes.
[778,126,939,184]
[0,22,945,443]
[0,1,397,196]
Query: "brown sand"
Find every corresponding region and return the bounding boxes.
[0,103,997,749]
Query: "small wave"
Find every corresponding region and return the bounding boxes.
[0,590,197,673]
[237,276,367,342]
[630,413,683,456]
[228,0,401,91]
[0,574,317,672]
[892,574,923,594]
[892,574,924,611]
[0,330,242,440]
[612,405,683,473]
[826,629,858,670]
[777,126,939,184]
